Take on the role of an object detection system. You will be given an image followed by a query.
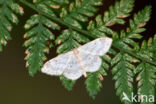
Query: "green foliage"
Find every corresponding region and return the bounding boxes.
[23,1,61,76]
[85,71,103,99]
[110,6,152,103]
[103,0,134,26]
[135,36,156,104]
[85,61,108,98]
[60,0,103,29]
[136,63,156,104]
[87,0,134,38]
[0,0,156,103]
[60,75,76,91]
[0,0,23,51]
[55,29,90,54]
[111,53,137,104]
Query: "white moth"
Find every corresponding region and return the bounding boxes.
[41,37,112,80]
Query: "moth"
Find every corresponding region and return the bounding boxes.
[41,37,112,80]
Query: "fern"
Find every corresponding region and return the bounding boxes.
[23,1,60,76]
[135,36,156,104]
[0,0,23,51]
[103,0,134,26]
[87,0,134,38]
[110,6,152,103]
[1,0,156,103]
[85,59,108,98]
[60,75,76,91]
[60,0,103,29]
[111,53,137,104]
[55,29,90,54]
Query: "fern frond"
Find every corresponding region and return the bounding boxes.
[60,75,76,91]
[136,63,156,104]
[111,52,139,104]
[0,0,23,51]
[24,1,60,76]
[103,0,134,26]
[152,35,156,59]
[33,0,69,14]
[135,35,156,104]
[110,6,151,104]
[113,6,151,57]
[135,35,156,62]
[85,70,104,99]
[60,0,103,29]
[55,29,90,54]
[33,0,69,5]
[85,55,110,98]
[87,0,134,38]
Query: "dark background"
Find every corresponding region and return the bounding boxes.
[0,0,155,104]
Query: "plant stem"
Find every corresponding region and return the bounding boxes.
[19,0,156,66]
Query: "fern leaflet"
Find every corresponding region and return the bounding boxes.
[0,0,23,51]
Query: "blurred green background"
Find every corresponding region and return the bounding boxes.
[0,0,155,104]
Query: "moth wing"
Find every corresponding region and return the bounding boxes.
[78,51,102,72]
[41,51,72,76]
[78,37,112,56]
[63,51,83,80]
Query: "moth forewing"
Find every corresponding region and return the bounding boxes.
[77,37,112,56]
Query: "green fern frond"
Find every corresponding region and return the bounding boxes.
[55,29,90,54]
[113,6,151,54]
[60,75,76,91]
[128,6,151,35]
[135,35,156,63]
[33,0,69,15]
[135,35,156,104]
[111,52,139,104]
[135,36,156,104]
[33,0,69,5]
[103,0,134,26]
[60,0,103,29]
[85,54,110,98]
[87,0,134,38]
[85,69,104,99]
[136,63,156,104]
[0,0,23,51]
[24,7,60,76]
[152,35,156,59]
[109,6,151,104]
